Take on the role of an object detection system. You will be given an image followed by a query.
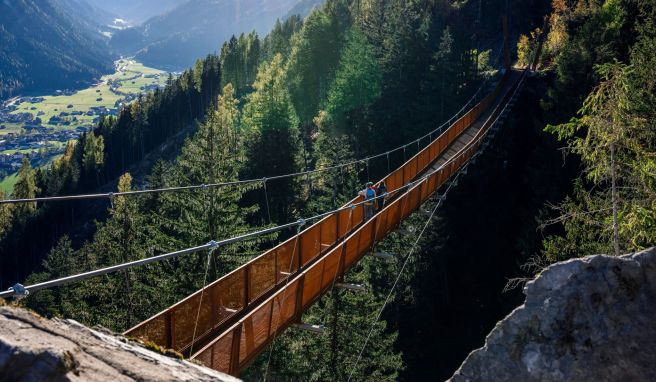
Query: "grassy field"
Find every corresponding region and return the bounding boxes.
[0,173,18,194]
[4,59,168,136]
[0,60,170,193]
[0,123,23,135]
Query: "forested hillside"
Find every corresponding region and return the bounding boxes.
[0,0,114,100]
[2,0,654,380]
[514,0,656,266]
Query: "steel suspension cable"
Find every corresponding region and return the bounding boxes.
[0,54,502,208]
[262,221,305,382]
[1,80,521,301]
[346,170,463,382]
[2,57,521,300]
[189,247,215,356]
[0,180,411,299]
[263,178,273,224]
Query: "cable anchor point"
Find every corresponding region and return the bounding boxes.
[10,283,29,299]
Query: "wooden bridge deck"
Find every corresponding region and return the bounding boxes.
[125,68,526,376]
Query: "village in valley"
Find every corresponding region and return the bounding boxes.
[0,59,172,191]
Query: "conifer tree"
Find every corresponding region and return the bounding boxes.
[24,236,81,319]
[82,132,105,187]
[243,54,302,224]
[12,158,40,218]
[324,27,382,132]
[0,189,12,239]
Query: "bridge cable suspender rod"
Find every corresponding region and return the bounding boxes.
[347,166,463,382]
[0,173,427,299]
[0,69,525,300]
[0,43,507,207]
[346,69,528,381]
[0,105,462,205]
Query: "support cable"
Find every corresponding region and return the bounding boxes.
[189,245,216,356]
[0,56,501,208]
[262,221,305,382]
[346,170,463,382]
[1,65,525,300]
[263,178,273,224]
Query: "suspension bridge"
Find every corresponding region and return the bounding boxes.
[123,64,528,378]
[0,20,546,379]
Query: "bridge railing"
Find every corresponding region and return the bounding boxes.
[190,69,524,374]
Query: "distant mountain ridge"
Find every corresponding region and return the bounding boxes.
[0,0,114,100]
[84,0,187,25]
[110,0,325,70]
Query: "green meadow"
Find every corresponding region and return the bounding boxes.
[4,59,168,136]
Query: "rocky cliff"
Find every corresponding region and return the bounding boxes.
[0,303,240,381]
[450,248,656,382]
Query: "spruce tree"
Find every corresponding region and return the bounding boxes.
[12,158,40,218]
[243,54,302,224]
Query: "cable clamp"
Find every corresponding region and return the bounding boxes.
[208,240,219,249]
[107,192,115,209]
[261,177,267,184]
[200,184,207,190]
[297,218,307,228]
[10,283,29,299]
[350,204,357,210]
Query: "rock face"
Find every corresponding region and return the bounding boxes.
[449,248,656,382]
[0,304,240,382]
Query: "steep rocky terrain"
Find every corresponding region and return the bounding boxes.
[0,303,239,381]
[449,248,656,382]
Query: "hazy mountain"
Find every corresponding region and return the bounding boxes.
[284,0,325,20]
[0,0,114,100]
[110,0,319,70]
[85,0,188,25]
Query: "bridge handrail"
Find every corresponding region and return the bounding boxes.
[188,69,526,374]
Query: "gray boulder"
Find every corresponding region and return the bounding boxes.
[450,248,656,382]
[0,304,240,382]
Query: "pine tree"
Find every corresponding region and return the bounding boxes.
[82,132,105,187]
[86,173,147,329]
[24,236,82,319]
[243,54,302,224]
[12,158,40,218]
[286,6,347,125]
[324,27,382,133]
[544,60,656,260]
[0,189,12,239]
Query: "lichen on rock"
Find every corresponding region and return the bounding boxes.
[449,248,656,382]
[0,305,241,381]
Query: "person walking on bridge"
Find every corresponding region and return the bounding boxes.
[360,182,376,220]
[376,181,387,212]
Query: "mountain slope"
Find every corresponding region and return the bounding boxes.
[0,0,114,100]
[110,0,315,70]
[284,0,325,20]
[84,0,187,25]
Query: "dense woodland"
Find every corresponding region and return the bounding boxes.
[1,0,654,380]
